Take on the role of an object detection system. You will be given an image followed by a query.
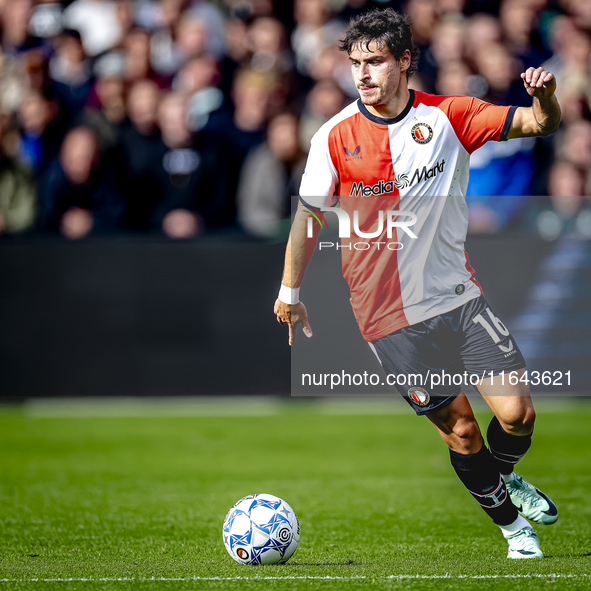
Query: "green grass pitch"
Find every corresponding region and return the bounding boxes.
[1,397,590,591]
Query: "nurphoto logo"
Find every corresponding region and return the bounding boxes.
[299,197,419,251]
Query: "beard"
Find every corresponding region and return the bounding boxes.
[359,92,383,106]
[359,94,379,105]
[357,84,388,106]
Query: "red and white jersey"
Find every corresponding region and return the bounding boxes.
[300,89,516,341]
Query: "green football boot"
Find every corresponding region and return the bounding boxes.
[506,526,544,559]
[506,473,559,525]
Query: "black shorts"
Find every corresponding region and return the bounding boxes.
[368,296,526,416]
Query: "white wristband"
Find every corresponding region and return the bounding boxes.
[278,284,300,305]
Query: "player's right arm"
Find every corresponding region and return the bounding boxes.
[274,203,320,346]
[274,123,339,345]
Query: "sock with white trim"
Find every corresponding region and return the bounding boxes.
[450,444,518,526]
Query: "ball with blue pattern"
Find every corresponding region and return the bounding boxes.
[222,493,300,565]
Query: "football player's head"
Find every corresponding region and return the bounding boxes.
[339,8,419,107]
[339,8,419,81]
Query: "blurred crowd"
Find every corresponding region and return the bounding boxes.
[0,0,590,242]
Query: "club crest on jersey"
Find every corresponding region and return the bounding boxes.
[408,387,430,407]
[411,122,433,144]
[344,145,362,161]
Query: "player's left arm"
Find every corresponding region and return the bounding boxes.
[506,67,561,139]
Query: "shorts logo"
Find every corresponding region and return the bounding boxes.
[408,387,430,407]
[455,284,465,295]
[499,340,514,354]
[411,122,433,144]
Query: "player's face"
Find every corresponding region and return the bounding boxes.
[349,41,409,107]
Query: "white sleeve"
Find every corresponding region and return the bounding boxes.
[299,127,339,208]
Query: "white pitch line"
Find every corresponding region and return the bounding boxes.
[0,574,589,582]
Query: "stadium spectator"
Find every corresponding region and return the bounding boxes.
[406,0,438,92]
[190,1,227,57]
[206,67,277,226]
[145,0,191,77]
[529,159,591,240]
[123,79,160,142]
[429,14,466,68]
[247,16,294,75]
[435,60,470,96]
[0,113,36,235]
[145,1,225,77]
[299,78,345,147]
[115,79,162,230]
[308,42,357,99]
[473,42,531,106]
[559,119,591,170]
[48,29,93,125]
[499,0,551,68]
[237,111,305,239]
[16,88,62,174]
[292,0,343,77]
[176,56,224,133]
[148,91,226,237]
[548,161,587,198]
[464,12,502,59]
[175,13,209,63]
[83,51,127,152]
[116,0,135,41]
[567,0,591,30]
[122,28,153,85]
[38,126,124,238]
[543,16,591,83]
[219,17,250,98]
[0,0,42,55]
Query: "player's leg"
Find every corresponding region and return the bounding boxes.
[456,295,559,556]
[368,309,541,557]
[476,371,558,525]
[425,391,482,453]
[426,393,524,525]
[478,369,535,474]
[427,392,542,558]
[369,315,513,521]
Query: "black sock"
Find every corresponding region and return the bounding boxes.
[450,445,518,526]
[487,416,532,475]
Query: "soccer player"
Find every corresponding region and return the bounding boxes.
[274,9,561,559]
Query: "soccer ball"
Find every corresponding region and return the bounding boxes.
[222,493,300,565]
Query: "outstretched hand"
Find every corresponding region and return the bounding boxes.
[521,67,556,99]
[274,299,313,346]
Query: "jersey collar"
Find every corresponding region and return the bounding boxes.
[357,89,415,125]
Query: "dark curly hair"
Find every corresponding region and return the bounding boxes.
[338,8,419,79]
